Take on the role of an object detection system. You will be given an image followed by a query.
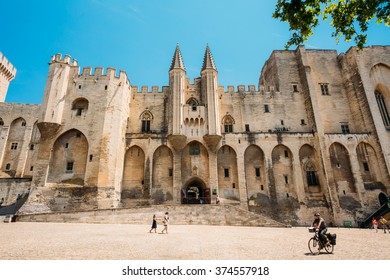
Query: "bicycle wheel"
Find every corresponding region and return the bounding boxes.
[308,237,320,255]
[324,242,334,254]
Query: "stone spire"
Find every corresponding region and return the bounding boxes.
[201,45,217,71]
[169,44,185,71]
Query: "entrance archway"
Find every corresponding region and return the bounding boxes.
[181,178,210,204]
[379,192,388,206]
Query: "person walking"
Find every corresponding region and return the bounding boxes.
[379,216,389,233]
[216,195,220,204]
[372,218,378,233]
[161,212,169,234]
[149,214,157,233]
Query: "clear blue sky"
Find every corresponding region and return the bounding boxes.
[2,0,390,104]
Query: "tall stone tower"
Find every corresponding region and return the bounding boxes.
[0,52,17,102]
[168,45,188,150]
[38,54,78,135]
[201,45,220,136]
[169,45,186,135]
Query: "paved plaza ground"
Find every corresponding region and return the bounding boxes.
[0,222,389,260]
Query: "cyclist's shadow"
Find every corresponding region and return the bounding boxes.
[304,252,331,256]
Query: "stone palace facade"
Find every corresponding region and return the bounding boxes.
[1,45,390,226]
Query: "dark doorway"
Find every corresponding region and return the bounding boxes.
[181,178,210,204]
[379,192,388,206]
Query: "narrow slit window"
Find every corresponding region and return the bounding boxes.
[255,167,260,177]
[66,162,74,172]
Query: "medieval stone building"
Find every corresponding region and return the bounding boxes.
[1,45,390,226]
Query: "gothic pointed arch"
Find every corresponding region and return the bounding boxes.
[217,145,239,202]
[186,97,199,106]
[244,144,267,199]
[299,144,323,195]
[139,110,154,120]
[329,142,356,194]
[374,85,390,128]
[1,117,28,176]
[47,129,89,185]
[152,145,173,204]
[122,145,146,204]
[356,142,381,183]
[186,97,199,112]
[181,141,209,193]
[71,97,89,117]
[181,177,209,204]
[221,114,235,133]
[139,110,153,133]
[271,144,296,200]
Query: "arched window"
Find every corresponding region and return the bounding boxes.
[186,98,199,111]
[304,160,319,186]
[72,98,89,116]
[375,91,390,127]
[222,115,235,133]
[141,111,152,133]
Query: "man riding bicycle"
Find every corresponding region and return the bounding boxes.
[311,213,329,246]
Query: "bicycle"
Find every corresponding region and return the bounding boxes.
[308,227,334,255]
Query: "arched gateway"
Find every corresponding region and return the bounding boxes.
[181,177,210,204]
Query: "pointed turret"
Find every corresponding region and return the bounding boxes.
[200,45,221,138]
[169,44,186,71]
[201,45,217,71]
[168,45,186,138]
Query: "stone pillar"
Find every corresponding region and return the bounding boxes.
[172,150,182,204]
[209,150,218,204]
[292,150,306,202]
[236,150,248,210]
[348,148,365,205]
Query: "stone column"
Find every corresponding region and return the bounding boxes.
[236,150,248,210]
[348,148,365,205]
[208,150,218,204]
[292,150,306,202]
[172,150,182,204]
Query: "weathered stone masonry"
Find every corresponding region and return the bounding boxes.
[1,45,390,226]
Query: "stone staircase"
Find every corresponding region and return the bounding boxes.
[16,204,287,227]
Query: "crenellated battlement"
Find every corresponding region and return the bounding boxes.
[130,83,281,96]
[131,85,170,94]
[79,66,128,80]
[0,52,17,81]
[50,53,78,66]
[221,85,279,96]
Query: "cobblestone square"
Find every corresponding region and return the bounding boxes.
[0,222,389,260]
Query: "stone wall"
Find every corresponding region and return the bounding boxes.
[17,204,287,227]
